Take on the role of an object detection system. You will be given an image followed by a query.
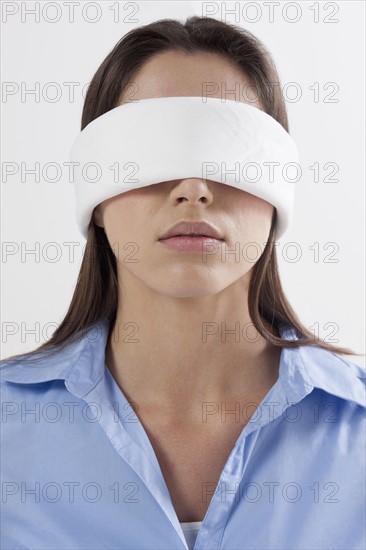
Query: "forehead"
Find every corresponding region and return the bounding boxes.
[119,50,259,106]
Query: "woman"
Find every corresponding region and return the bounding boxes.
[1,16,365,550]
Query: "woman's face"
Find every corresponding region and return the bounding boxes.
[93,50,274,297]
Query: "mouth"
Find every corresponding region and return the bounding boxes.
[158,233,224,253]
[161,234,223,240]
[158,220,224,241]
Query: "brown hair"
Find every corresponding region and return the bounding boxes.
[2,16,361,364]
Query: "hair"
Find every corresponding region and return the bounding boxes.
[2,15,362,365]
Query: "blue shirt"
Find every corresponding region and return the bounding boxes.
[1,320,365,549]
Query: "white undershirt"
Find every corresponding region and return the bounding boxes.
[180,521,203,549]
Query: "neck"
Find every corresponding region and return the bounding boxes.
[105,269,281,424]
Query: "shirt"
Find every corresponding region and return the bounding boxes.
[1,319,365,550]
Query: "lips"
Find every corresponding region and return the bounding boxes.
[158,220,224,241]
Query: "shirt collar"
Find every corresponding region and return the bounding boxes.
[1,319,365,407]
[278,323,365,407]
[0,322,109,398]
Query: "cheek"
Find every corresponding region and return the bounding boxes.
[232,193,274,221]
[246,197,273,220]
[231,195,273,241]
[104,195,140,226]
[101,203,130,245]
[103,195,153,251]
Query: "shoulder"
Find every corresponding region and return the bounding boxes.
[0,336,81,402]
[279,323,365,409]
[1,345,78,387]
[0,320,110,400]
[298,343,365,408]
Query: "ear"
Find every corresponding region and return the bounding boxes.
[92,205,104,228]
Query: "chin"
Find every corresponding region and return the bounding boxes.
[152,282,226,298]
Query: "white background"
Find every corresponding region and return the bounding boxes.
[1,1,365,365]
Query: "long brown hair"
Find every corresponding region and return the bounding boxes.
[2,16,361,363]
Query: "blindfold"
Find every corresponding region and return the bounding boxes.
[70,96,299,239]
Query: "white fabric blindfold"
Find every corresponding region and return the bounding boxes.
[70,96,299,239]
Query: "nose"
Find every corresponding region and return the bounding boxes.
[169,178,214,205]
